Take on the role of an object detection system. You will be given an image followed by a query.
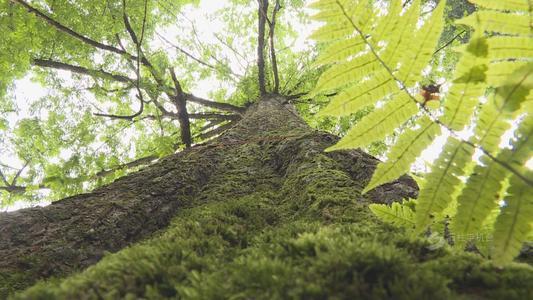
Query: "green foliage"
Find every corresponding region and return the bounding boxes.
[0,0,318,206]
[369,199,416,232]
[310,0,532,264]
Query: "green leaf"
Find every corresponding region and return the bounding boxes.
[327,94,418,151]
[492,173,533,265]
[415,138,474,232]
[369,199,417,231]
[363,117,440,194]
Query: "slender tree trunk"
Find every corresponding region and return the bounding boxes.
[0,95,418,296]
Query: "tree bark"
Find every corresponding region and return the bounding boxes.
[0,95,418,296]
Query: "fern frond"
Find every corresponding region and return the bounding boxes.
[397,0,446,86]
[451,156,507,238]
[454,116,532,250]
[312,37,366,67]
[492,172,533,265]
[318,70,397,116]
[370,0,403,44]
[363,117,440,194]
[415,138,474,232]
[369,200,416,231]
[309,0,373,42]
[309,20,353,43]
[380,0,421,66]
[313,53,380,93]
[442,34,488,130]
[474,65,532,153]
[328,94,418,151]
[458,11,530,36]
[475,205,500,257]
[486,61,529,86]
[310,0,533,264]
[468,0,530,11]
[486,37,533,60]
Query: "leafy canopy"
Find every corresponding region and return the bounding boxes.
[0,0,321,206]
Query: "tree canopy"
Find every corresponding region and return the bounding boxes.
[0,0,319,205]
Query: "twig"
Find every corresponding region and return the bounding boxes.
[433,30,466,55]
[156,32,217,70]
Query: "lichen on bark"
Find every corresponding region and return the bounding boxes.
[1,95,532,299]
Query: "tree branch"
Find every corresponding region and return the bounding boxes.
[169,68,192,148]
[0,185,28,194]
[93,0,150,123]
[93,95,144,121]
[197,121,236,140]
[11,161,28,186]
[188,113,241,121]
[32,58,134,83]
[200,118,226,132]
[94,155,157,178]
[184,93,246,115]
[268,0,281,93]
[257,0,269,95]
[12,0,136,59]
[0,169,9,186]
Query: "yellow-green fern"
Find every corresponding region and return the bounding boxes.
[310,0,532,264]
[369,199,416,231]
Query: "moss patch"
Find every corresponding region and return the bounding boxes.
[9,132,533,299]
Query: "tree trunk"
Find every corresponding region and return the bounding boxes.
[1,95,531,299]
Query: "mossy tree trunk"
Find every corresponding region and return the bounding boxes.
[1,95,531,299]
[0,95,413,293]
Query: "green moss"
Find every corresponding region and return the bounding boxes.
[10,138,533,299]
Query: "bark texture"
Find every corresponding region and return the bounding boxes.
[1,95,531,299]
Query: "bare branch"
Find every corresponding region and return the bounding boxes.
[257,0,269,95]
[213,33,249,72]
[169,68,192,148]
[93,97,144,121]
[94,0,149,123]
[184,93,246,115]
[11,161,28,186]
[94,155,157,178]
[0,185,28,194]
[268,0,281,93]
[188,113,241,121]
[200,119,226,132]
[0,169,9,186]
[197,121,236,140]
[32,58,134,83]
